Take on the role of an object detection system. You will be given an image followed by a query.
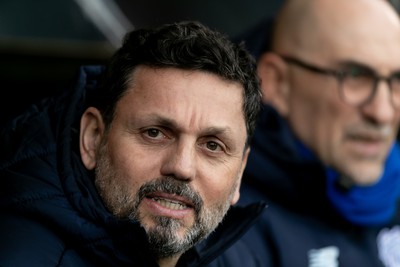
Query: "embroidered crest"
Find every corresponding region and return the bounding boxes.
[377,226,400,267]
[308,246,339,267]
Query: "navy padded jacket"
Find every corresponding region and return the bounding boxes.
[0,65,266,267]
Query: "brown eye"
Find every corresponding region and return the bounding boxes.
[342,66,375,84]
[206,141,220,151]
[391,72,400,83]
[345,67,371,78]
[147,129,161,138]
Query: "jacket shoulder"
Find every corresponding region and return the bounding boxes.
[0,212,68,267]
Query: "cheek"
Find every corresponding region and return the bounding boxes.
[287,77,343,144]
[196,163,241,207]
[106,139,161,188]
[288,95,346,160]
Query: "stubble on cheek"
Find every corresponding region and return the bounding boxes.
[94,141,240,257]
[93,142,141,219]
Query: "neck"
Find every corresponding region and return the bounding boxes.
[157,255,181,267]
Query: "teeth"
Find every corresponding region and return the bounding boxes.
[154,198,186,210]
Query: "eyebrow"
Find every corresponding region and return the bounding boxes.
[336,60,400,75]
[151,115,178,129]
[336,60,375,72]
[200,126,234,138]
[148,114,234,137]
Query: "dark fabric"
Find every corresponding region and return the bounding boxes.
[0,65,266,267]
[232,18,400,267]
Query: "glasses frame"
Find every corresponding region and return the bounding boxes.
[279,55,400,108]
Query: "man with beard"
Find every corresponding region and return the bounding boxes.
[234,0,400,266]
[0,21,264,267]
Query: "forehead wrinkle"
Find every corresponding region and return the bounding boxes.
[199,126,233,139]
[143,114,179,131]
[175,89,240,136]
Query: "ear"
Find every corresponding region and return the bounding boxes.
[257,52,291,117]
[230,147,251,205]
[80,107,105,170]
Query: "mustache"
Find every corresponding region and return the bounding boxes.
[138,177,203,215]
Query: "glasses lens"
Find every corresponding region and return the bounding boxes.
[390,73,400,108]
[341,72,375,105]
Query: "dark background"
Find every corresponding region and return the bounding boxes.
[2,0,400,124]
[0,0,283,123]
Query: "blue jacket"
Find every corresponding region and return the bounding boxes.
[233,18,400,267]
[237,104,400,267]
[0,65,266,267]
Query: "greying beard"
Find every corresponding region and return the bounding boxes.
[129,178,233,259]
[145,216,201,258]
[94,141,237,259]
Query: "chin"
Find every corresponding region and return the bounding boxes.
[347,164,384,186]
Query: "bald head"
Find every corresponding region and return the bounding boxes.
[258,0,400,185]
[272,0,400,63]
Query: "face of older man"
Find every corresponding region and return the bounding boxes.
[80,66,249,260]
[261,0,400,185]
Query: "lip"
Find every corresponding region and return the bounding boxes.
[346,137,386,159]
[142,192,194,219]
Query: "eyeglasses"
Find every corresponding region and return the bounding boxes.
[280,55,400,108]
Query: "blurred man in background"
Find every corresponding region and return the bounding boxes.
[236,0,400,266]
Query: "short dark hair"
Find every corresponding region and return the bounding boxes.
[96,21,261,144]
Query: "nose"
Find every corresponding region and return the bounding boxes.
[160,140,196,181]
[360,80,396,124]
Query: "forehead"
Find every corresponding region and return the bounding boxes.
[117,66,247,135]
[297,0,400,71]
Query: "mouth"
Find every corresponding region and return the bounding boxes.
[349,129,387,141]
[137,179,201,220]
[346,134,387,158]
[144,192,195,217]
[347,125,391,142]
[151,197,188,210]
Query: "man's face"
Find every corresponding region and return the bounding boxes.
[281,5,400,185]
[92,66,248,257]
[286,62,400,185]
